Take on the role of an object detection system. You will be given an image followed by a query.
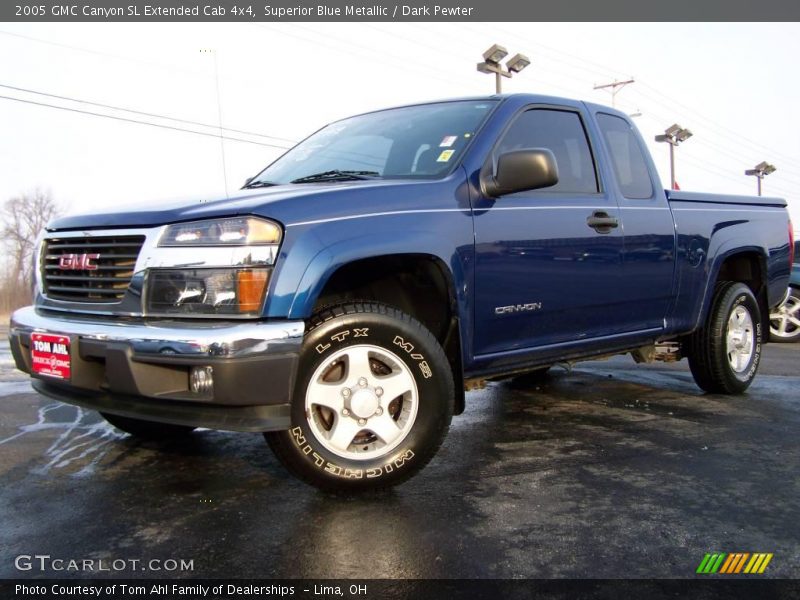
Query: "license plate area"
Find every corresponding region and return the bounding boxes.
[31,333,72,380]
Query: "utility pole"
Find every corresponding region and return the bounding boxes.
[593,78,635,108]
[201,48,228,198]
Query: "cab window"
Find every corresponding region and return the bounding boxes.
[495,109,598,194]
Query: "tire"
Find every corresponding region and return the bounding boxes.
[100,412,196,439]
[265,302,454,492]
[687,281,763,394]
[769,287,800,343]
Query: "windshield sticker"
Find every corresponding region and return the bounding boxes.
[437,149,455,162]
[440,135,458,148]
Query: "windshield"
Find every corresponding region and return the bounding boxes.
[249,100,497,185]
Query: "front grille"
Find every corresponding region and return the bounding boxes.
[42,236,145,303]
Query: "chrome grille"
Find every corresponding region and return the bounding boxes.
[42,236,145,303]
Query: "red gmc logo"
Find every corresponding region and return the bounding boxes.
[58,253,100,271]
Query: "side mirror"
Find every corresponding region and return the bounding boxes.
[483,149,559,197]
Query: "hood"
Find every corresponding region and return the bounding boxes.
[47,177,459,231]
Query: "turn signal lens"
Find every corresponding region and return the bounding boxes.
[236,269,269,313]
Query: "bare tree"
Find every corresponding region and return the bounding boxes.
[1,189,61,312]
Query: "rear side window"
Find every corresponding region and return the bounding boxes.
[597,113,654,199]
[495,109,598,194]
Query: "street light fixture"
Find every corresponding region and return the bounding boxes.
[655,124,693,190]
[482,43,508,64]
[477,43,530,94]
[745,161,777,196]
[506,53,531,73]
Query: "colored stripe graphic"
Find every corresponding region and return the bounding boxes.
[744,553,774,574]
[699,552,774,574]
[697,553,727,574]
[719,554,736,574]
[696,554,713,573]
[719,553,750,574]
[733,553,750,573]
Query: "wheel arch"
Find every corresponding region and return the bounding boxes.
[291,250,467,415]
[699,247,769,335]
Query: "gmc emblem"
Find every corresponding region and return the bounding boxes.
[58,253,100,271]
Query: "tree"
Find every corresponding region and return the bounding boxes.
[1,189,61,311]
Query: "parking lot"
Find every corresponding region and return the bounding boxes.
[1,335,798,579]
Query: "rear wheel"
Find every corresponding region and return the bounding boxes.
[687,282,763,394]
[100,412,195,439]
[266,302,454,491]
[769,288,800,343]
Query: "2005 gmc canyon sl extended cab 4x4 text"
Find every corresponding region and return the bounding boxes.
[9,94,794,490]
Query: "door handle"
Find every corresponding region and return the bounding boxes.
[586,211,619,234]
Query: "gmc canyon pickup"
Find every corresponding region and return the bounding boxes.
[9,94,794,490]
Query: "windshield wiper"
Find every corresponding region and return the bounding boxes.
[291,170,381,184]
[242,180,280,189]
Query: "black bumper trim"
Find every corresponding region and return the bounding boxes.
[32,380,291,433]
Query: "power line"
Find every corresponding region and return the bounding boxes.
[0,29,204,78]
[481,24,627,81]
[637,80,800,166]
[302,22,798,195]
[0,94,293,150]
[355,23,592,99]
[0,82,297,144]
[437,24,799,186]
[636,108,800,187]
[627,92,800,187]
[252,23,471,92]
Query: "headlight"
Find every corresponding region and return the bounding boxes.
[146,268,270,316]
[147,216,280,316]
[159,216,281,247]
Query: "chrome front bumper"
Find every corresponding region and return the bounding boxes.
[8,306,305,432]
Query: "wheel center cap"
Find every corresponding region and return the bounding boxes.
[349,388,379,419]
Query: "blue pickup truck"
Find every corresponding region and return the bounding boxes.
[9,94,794,490]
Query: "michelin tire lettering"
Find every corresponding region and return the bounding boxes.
[290,427,415,479]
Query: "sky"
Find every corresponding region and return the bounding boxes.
[0,22,798,232]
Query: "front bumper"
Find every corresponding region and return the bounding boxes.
[9,306,305,432]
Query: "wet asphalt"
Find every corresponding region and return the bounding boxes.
[1,341,798,579]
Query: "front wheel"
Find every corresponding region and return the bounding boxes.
[687,281,763,394]
[265,303,454,492]
[769,288,800,343]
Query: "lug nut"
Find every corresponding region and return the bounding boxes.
[342,408,350,417]
[375,407,383,416]
[342,388,351,398]
[375,387,383,397]
[358,418,367,426]
[358,377,367,388]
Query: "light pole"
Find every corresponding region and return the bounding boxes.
[655,124,692,190]
[477,44,530,94]
[745,161,776,196]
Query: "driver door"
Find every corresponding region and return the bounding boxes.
[472,106,626,356]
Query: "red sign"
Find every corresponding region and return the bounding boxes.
[31,333,71,380]
[58,253,100,271]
